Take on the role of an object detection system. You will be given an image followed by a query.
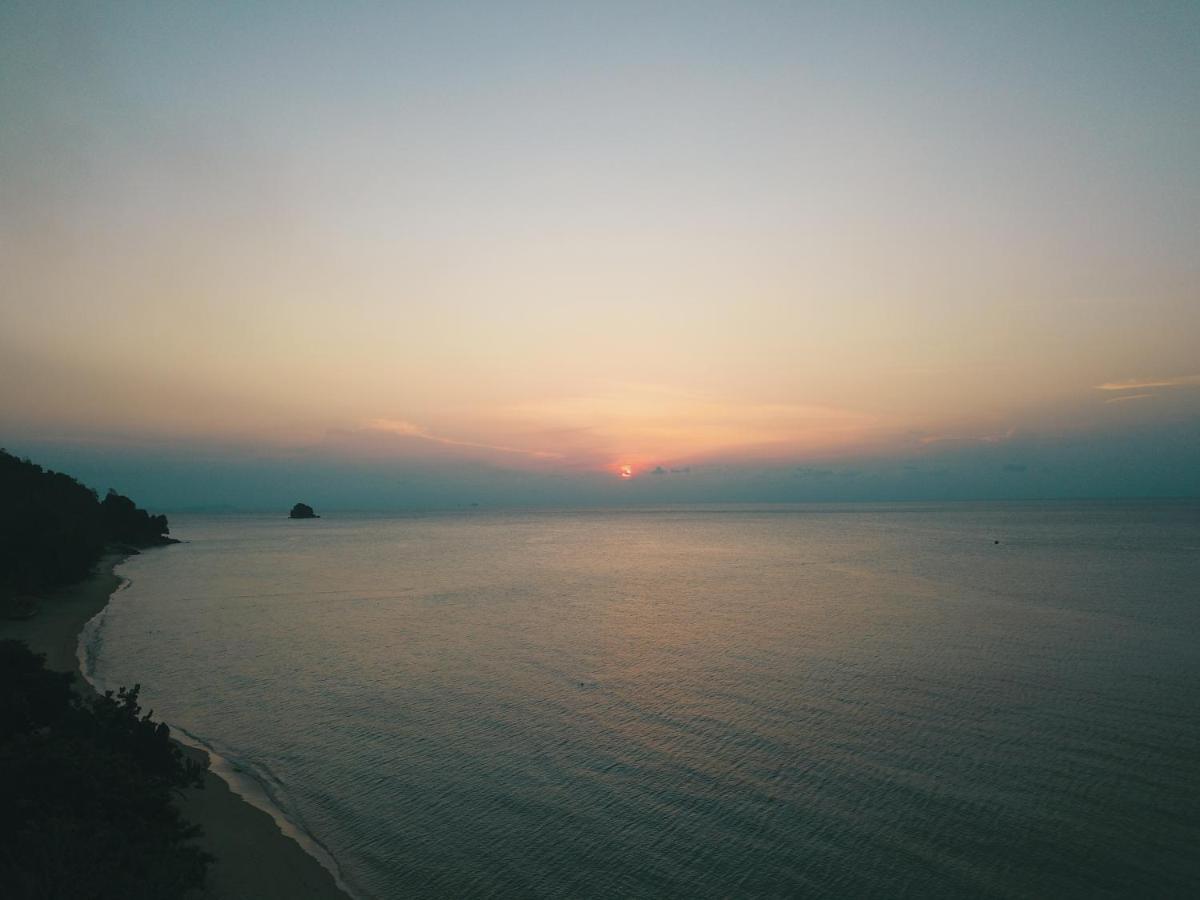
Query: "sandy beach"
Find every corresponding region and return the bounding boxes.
[0,552,349,900]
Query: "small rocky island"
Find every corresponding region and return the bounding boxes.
[289,502,319,519]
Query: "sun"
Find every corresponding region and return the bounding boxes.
[618,464,634,479]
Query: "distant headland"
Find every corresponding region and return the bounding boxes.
[0,448,177,603]
[289,502,319,519]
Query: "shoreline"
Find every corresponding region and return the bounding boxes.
[0,551,351,900]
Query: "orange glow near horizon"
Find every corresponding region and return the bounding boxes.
[2,4,1198,484]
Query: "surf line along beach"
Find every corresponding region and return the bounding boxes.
[0,550,351,900]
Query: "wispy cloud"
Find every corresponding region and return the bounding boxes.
[918,427,1016,446]
[1103,393,1154,404]
[501,383,879,468]
[363,419,561,459]
[1095,374,1200,391]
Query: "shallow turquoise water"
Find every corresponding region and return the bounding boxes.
[87,503,1200,898]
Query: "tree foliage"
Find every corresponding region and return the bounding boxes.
[0,641,211,899]
[0,450,173,595]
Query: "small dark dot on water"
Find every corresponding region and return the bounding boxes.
[994,540,1000,544]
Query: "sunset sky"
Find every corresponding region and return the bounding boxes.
[3,2,1198,508]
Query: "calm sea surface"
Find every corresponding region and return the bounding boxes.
[85,503,1200,898]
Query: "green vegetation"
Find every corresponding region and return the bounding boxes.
[0,449,175,596]
[0,453,204,895]
[0,640,211,899]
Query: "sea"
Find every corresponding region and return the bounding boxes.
[81,503,1200,898]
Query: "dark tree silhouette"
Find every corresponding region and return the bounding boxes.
[0,641,211,898]
[101,488,172,545]
[0,450,175,596]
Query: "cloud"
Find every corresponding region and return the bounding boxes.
[1103,393,1154,404]
[363,419,561,459]
[1094,374,1199,406]
[1095,374,1200,391]
[364,419,427,438]
[502,382,880,469]
[918,427,1016,446]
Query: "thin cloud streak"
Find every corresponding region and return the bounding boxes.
[1095,374,1200,391]
[500,384,882,470]
[1103,393,1154,404]
[364,419,562,459]
[918,427,1016,446]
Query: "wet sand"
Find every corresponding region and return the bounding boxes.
[0,553,349,900]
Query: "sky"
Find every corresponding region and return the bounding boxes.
[2,1,1198,509]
